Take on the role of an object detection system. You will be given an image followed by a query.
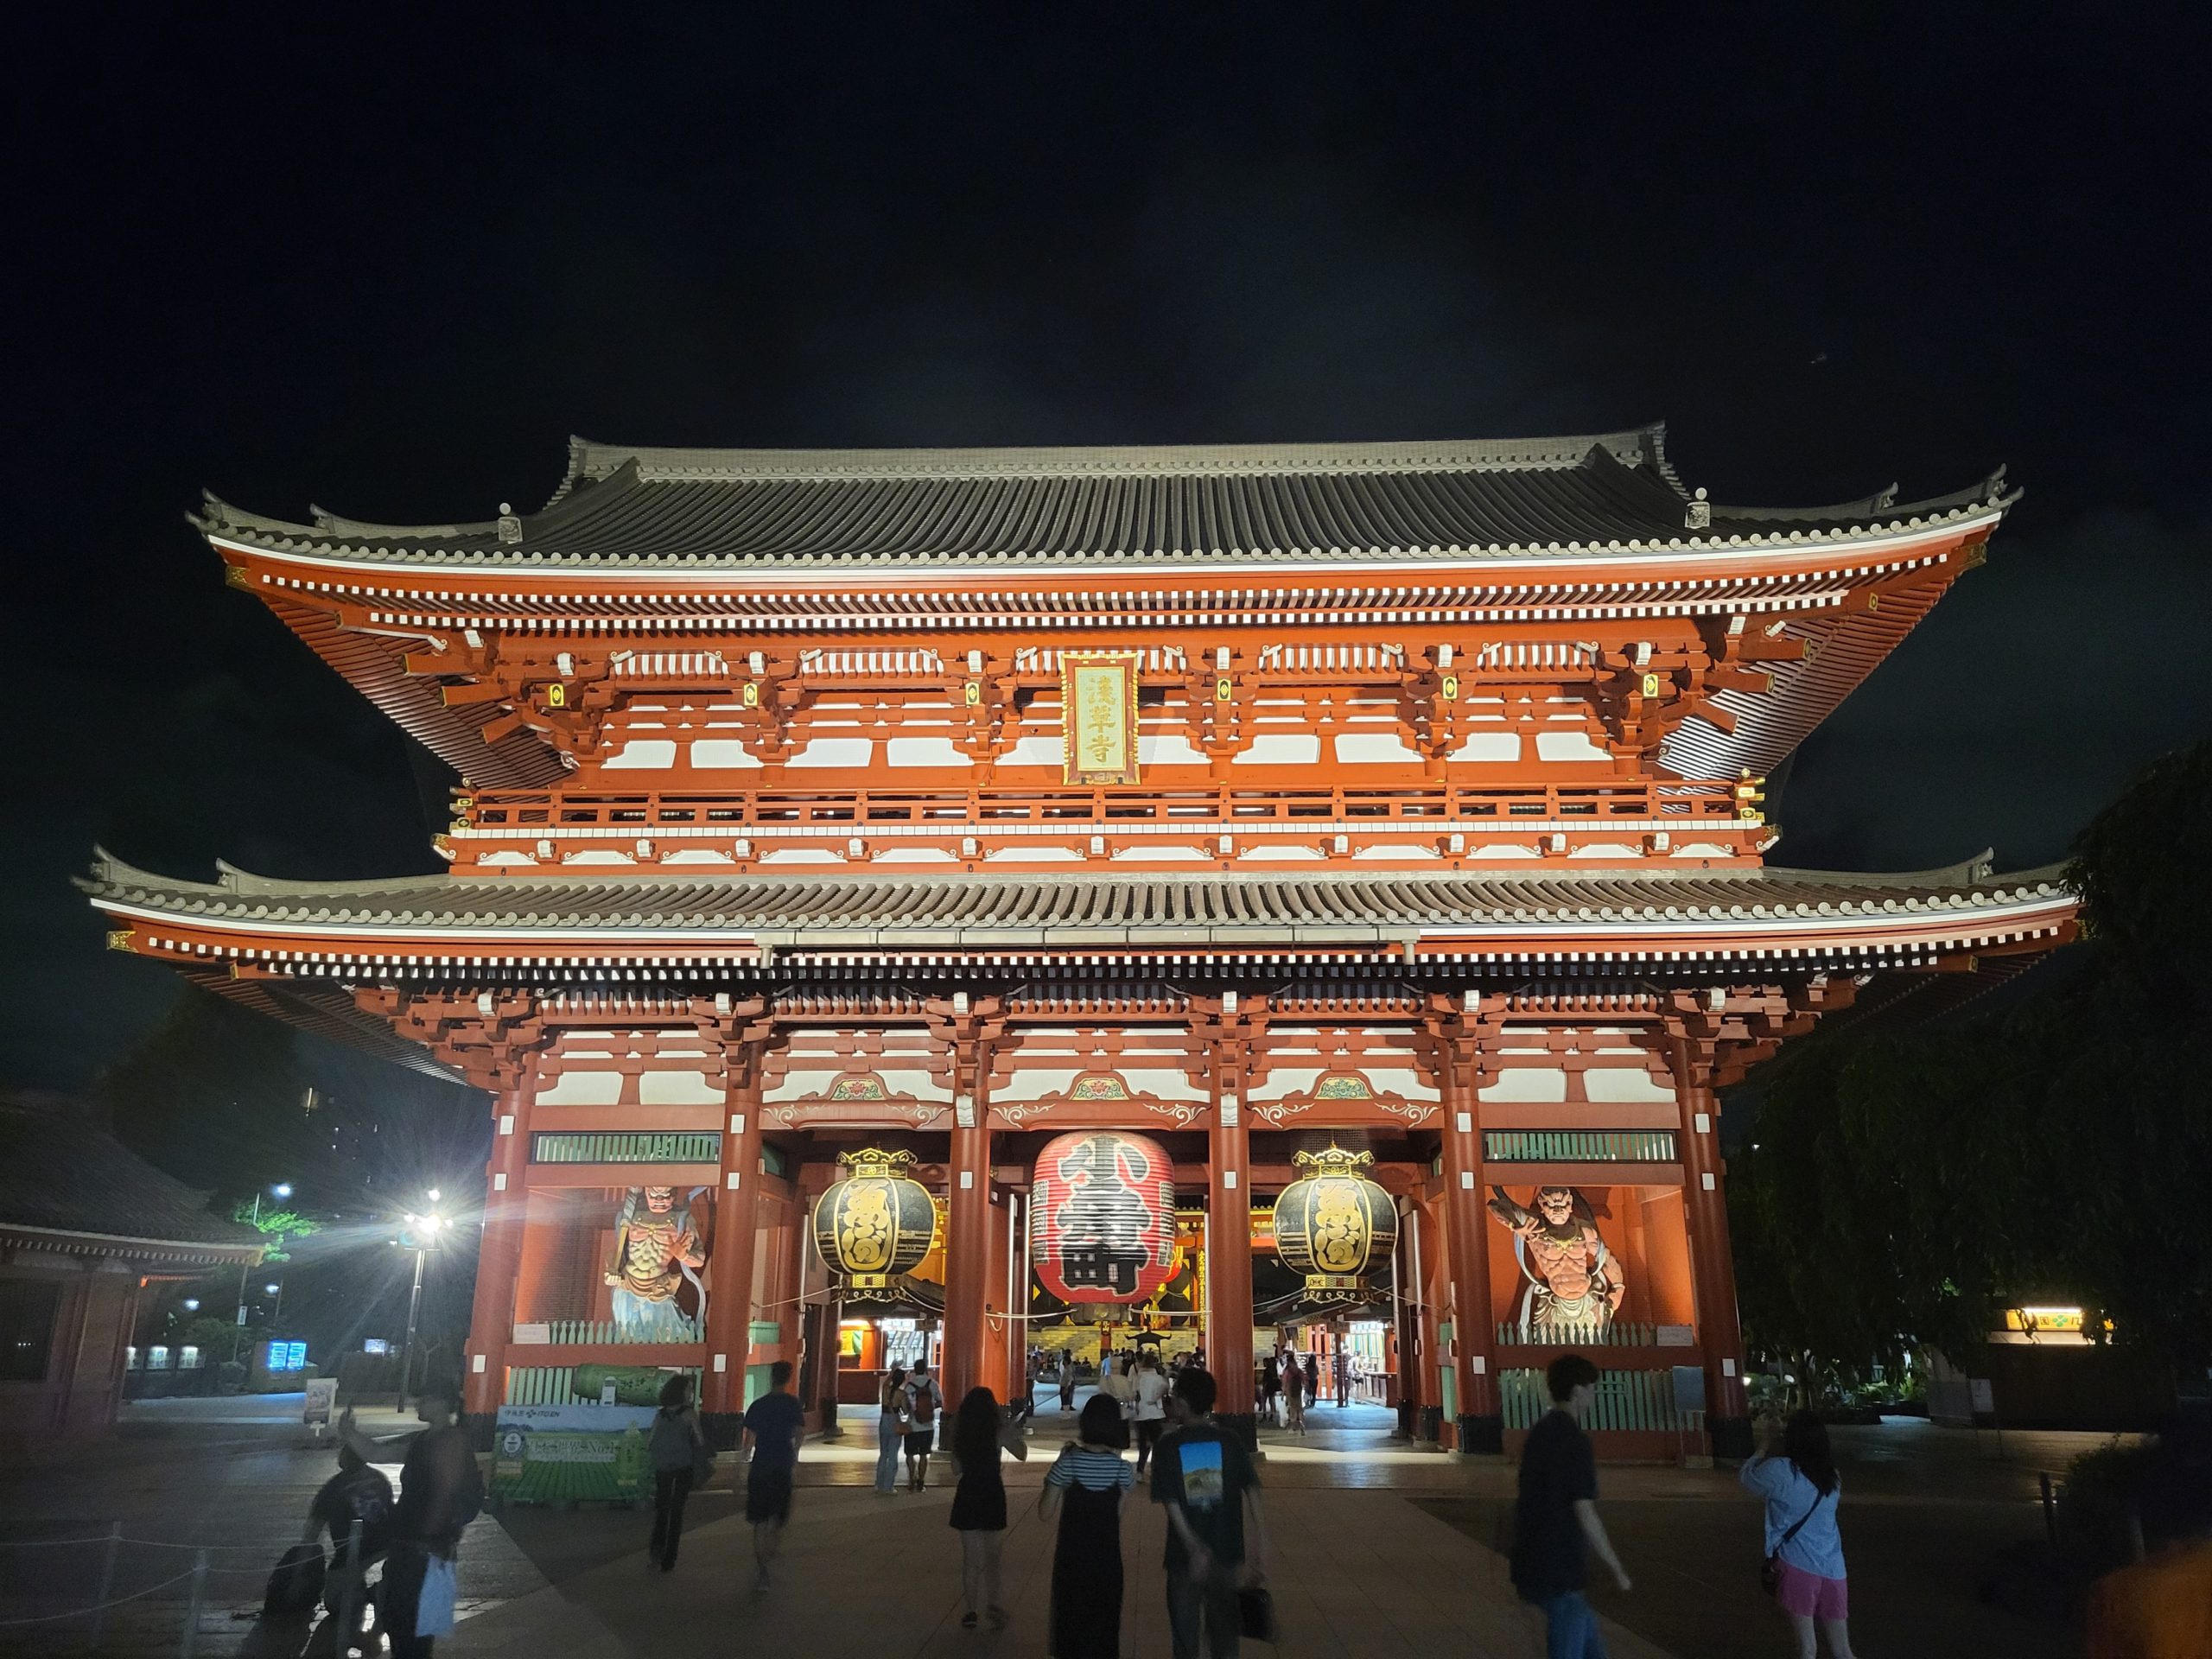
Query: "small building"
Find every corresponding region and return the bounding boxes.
[0,1092,263,1446]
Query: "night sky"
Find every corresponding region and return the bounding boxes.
[7,9,2208,1091]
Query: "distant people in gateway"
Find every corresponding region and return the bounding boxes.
[1260,1352,1281,1427]
[1741,1409,1857,1659]
[741,1360,805,1592]
[876,1364,909,1496]
[903,1363,941,1491]
[1510,1352,1630,1659]
[1042,1393,1137,1659]
[1131,1351,1170,1476]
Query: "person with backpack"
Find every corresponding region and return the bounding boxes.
[646,1374,708,1572]
[1740,1410,1857,1659]
[338,1376,480,1659]
[902,1363,941,1492]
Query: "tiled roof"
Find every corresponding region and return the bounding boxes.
[193,428,2011,575]
[0,1092,266,1257]
[85,851,2070,951]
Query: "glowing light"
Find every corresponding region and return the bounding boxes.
[182,1298,200,1311]
[265,1283,281,1295]
[426,1188,442,1203]
[271,1183,294,1199]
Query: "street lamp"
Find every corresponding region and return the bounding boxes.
[265,1282,284,1325]
[235,1180,295,1363]
[182,1298,200,1313]
[397,1205,446,1411]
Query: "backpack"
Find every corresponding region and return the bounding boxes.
[263,1544,327,1618]
[911,1379,938,1422]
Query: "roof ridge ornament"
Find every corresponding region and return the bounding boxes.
[496,502,523,544]
[1685,486,1712,531]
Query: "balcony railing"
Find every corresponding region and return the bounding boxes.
[521,1319,703,1346]
[506,1363,704,1406]
[1483,1130,1678,1163]
[461,779,1745,834]
[1501,1367,1688,1432]
[1496,1319,1688,1348]
[531,1132,722,1165]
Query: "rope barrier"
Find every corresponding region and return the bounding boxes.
[0,1567,199,1626]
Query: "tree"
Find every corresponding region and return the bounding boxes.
[1732,738,2212,1382]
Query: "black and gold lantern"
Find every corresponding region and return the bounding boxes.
[1270,1145,1399,1293]
[811,1147,936,1289]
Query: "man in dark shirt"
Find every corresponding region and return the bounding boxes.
[1510,1353,1630,1659]
[1151,1366,1267,1659]
[338,1378,475,1659]
[741,1360,805,1592]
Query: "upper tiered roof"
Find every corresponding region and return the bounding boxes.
[195,426,2012,575]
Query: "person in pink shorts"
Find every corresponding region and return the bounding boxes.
[1740,1410,1858,1658]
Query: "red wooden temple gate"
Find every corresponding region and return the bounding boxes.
[87,430,2074,1457]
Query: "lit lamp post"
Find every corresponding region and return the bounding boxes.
[396,1203,446,1411]
[265,1282,284,1326]
[235,1181,293,1363]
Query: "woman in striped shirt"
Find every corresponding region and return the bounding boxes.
[1040,1395,1136,1659]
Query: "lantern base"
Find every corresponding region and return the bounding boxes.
[1302,1274,1362,1293]
[844,1274,892,1289]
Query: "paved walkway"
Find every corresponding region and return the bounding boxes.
[446,1480,1670,1659]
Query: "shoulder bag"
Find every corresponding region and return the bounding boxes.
[1760,1490,1823,1597]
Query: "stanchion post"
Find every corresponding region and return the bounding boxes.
[177,1548,208,1659]
[89,1520,123,1650]
[335,1518,363,1654]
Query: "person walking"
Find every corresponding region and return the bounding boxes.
[1153,1365,1267,1659]
[1741,1411,1858,1659]
[741,1360,805,1592]
[903,1363,942,1491]
[949,1386,1013,1630]
[336,1376,478,1659]
[1131,1351,1170,1476]
[1041,1393,1137,1659]
[1260,1352,1281,1427]
[1280,1352,1306,1434]
[875,1365,909,1495]
[1058,1350,1078,1414]
[1510,1352,1630,1659]
[646,1373,706,1571]
[1333,1347,1351,1408]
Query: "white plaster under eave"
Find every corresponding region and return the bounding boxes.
[1352,844,1441,861]
[480,852,537,868]
[1567,843,1644,860]
[786,737,875,768]
[660,849,735,866]
[760,849,845,866]
[1138,732,1210,766]
[983,847,1086,863]
[601,739,677,769]
[1672,843,1737,859]
[1001,735,1065,767]
[1583,1068,1678,1104]
[535,1070,625,1106]
[563,850,638,867]
[1535,728,1613,763]
[1468,843,1541,859]
[887,736,970,767]
[1233,734,1322,765]
[1333,731,1425,765]
[1110,846,1211,861]
[690,740,762,768]
[1450,731,1522,762]
[638,1070,725,1106]
[1236,845,1325,861]
[1478,1068,1569,1103]
[874,849,961,865]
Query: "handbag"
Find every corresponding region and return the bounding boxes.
[1237,1584,1278,1643]
[1760,1494,1821,1597]
[690,1439,718,1485]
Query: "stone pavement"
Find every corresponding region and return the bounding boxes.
[444,1478,1671,1659]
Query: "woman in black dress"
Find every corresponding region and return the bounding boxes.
[1039,1394,1135,1659]
[949,1387,1010,1630]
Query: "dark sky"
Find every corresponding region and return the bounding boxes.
[6,7,2209,1091]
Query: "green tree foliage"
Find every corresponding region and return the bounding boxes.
[1732,740,2212,1383]
[228,1200,322,1262]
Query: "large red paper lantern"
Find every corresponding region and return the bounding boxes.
[1030,1129,1177,1304]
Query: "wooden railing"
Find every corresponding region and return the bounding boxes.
[1483,1130,1678,1164]
[1501,1367,1685,1431]
[506,1363,705,1404]
[531,1132,722,1165]
[1495,1319,1673,1348]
